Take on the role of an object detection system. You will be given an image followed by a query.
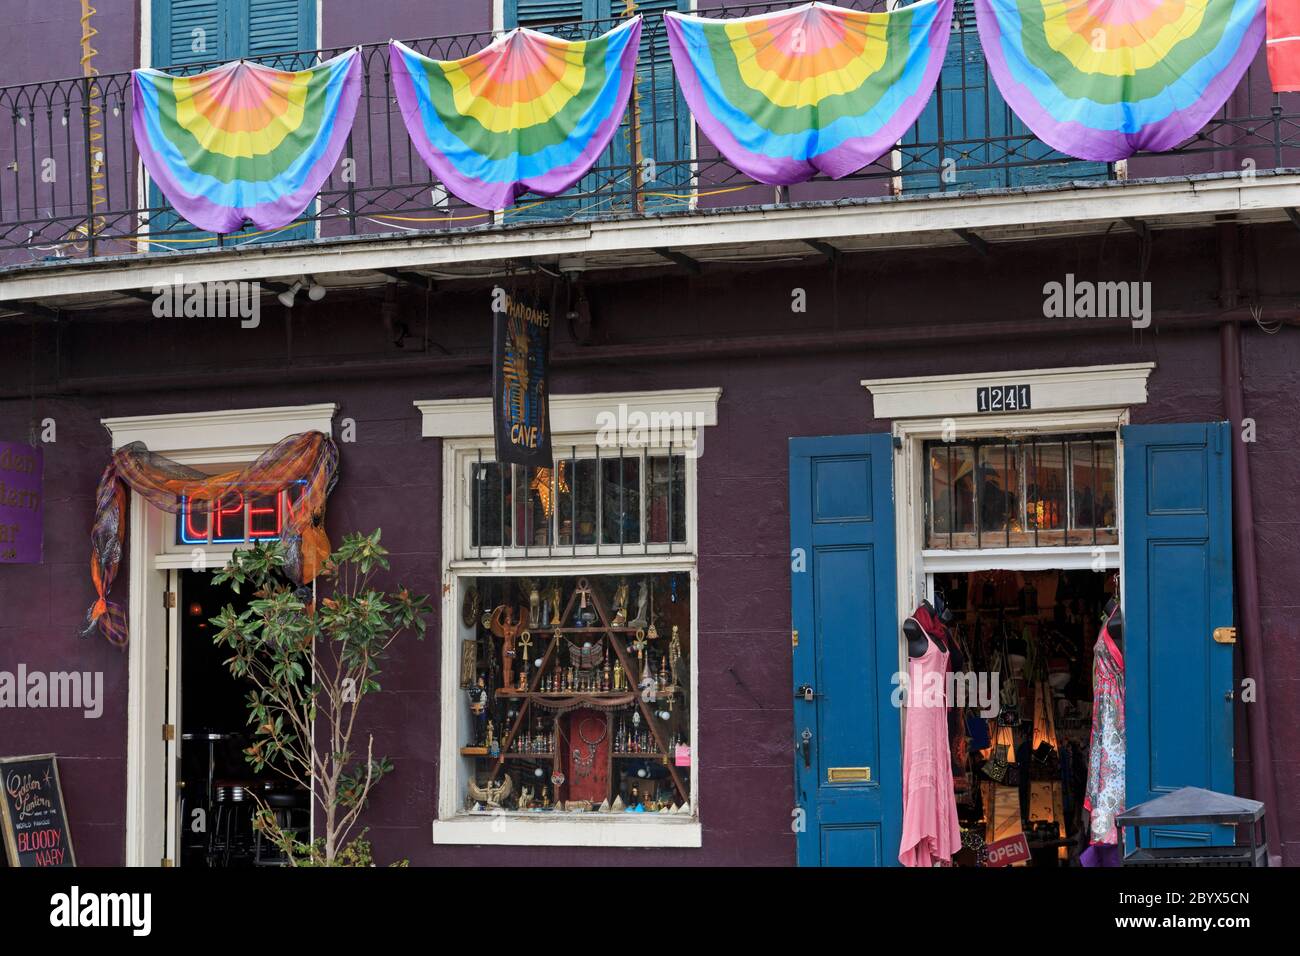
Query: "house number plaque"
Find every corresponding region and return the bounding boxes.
[976,384,1031,414]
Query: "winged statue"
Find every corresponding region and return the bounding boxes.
[467,774,514,809]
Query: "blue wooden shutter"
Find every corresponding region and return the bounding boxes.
[148,0,317,242]
[1121,422,1236,848]
[790,434,901,866]
[154,0,227,68]
[503,0,600,219]
[506,1,596,28]
[903,0,1105,192]
[244,0,315,65]
[604,1,690,212]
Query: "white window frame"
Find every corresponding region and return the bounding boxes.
[103,402,336,866]
[454,442,696,564]
[417,388,719,848]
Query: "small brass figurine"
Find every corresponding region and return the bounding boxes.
[467,675,489,745]
[526,580,541,627]
[549,581,563,623]
[629,579,649,629]
[612,577,630,626]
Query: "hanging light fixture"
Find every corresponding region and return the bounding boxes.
[276,280,303,308]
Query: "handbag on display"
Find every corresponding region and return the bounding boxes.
[982,744,1010,783]
[995,625,1021,726]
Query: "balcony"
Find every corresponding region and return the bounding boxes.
[2,2,1299,271]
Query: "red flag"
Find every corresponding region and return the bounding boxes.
[1269,0,1300,91]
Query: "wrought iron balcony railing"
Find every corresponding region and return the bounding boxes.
[2,2,1298,264]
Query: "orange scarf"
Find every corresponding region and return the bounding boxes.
[82,431,338,646]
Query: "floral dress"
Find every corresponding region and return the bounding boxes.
[1084,623,1125,844]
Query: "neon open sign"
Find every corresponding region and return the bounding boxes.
[176,481,305,546]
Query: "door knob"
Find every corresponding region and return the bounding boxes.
[799,728,812,768]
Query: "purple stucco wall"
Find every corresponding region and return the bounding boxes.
[1,0,138,84]
[322,0,491,47]
[1,221,1298,866]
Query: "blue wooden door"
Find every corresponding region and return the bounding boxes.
[149,0,317,246]
[790,434,900,866]
[1121,422,1235,847]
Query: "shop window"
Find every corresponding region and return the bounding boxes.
[465,447,689,559]
[446,445,698,835]
[925,434,1116,549]
[457,571,692,817]
[429,392,714,843]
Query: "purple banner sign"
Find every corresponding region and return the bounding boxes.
[0,442,43,564]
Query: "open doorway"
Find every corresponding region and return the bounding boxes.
[929,568,1116,867]
[173,569,310,867]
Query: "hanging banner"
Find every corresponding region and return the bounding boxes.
[976,0,1266,161]
[665,0,954,185]
[492,287,552,469]
[133,48,362,233]
[0,754,75,867]
[1268,0,1300,90]
[0,441,42,564]
[389,17,642,211]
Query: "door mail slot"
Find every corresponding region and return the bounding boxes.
[827,766,871,783]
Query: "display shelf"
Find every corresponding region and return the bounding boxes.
[524,626,648,634]
[495,690,635,700]
[482,578,689,805]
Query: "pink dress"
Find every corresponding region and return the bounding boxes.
[899,636,962,867]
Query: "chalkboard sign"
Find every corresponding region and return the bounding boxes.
[0,754,75,867]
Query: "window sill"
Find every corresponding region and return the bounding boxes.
[432,814,702,848]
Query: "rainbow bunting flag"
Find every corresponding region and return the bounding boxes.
[390,18,642,212]
[1268,0,1300,91]
[976,0,1266,161]
[132,49,361,234]
[664,0,955,185]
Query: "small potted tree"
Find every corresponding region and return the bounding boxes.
[210,529,430,865]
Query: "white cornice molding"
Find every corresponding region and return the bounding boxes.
[416,388,722,440]
[862,363,1154,421]
[101,403,338,462]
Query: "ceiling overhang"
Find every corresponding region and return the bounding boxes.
[3,170,1299,315]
